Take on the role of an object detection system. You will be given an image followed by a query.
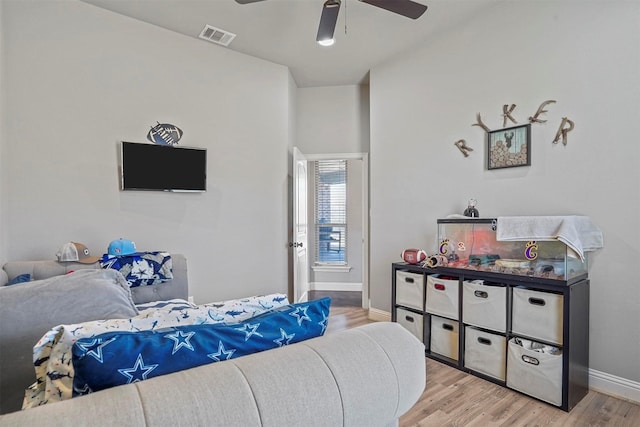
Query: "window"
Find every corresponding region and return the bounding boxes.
[314,160,347,264]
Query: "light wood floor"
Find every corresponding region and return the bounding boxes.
[327,305,640,427]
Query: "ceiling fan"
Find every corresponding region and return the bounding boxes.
[235,0,428,46]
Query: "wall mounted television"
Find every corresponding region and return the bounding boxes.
[120,141,207,192]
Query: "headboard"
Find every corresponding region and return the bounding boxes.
[1,253,188,304]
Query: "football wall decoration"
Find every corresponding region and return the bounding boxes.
[147,122,183,146]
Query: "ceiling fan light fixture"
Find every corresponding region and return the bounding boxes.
[317,38,335,47]
[316,0,341,46]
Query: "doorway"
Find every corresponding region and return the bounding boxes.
[293,150,369,309]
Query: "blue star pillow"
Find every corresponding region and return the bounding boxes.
[71,297,331,396]
[99,252,172,288]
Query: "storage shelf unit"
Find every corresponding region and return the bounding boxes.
[391,262,589,412]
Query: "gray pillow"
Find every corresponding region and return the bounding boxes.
[0,269,139,414]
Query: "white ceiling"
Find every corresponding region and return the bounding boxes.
[81,0,503,88]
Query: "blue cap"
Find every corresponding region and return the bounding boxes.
[108,239,137,256]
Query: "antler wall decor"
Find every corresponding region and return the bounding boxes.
[472,113,491,132]
[502,104,518,128]
[455,99,575,159]
[454,139,474,157]
[552,117,575,146]
[529,100,556,123]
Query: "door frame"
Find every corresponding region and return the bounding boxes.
[303,152,369,309]
[292,147,309,303]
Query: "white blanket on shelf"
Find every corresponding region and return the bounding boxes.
[496,216,603,261]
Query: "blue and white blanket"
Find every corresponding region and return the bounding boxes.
[71,298,330,397]
[23,294,293,409]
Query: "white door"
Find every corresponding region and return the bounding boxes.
[292,147,309,302]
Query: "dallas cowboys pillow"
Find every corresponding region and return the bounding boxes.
[71,297,331,396]
[100,251,173,288]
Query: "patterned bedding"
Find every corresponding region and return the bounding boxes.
[24,293,307,408]
[72,298,330,397]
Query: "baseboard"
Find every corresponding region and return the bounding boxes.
[368,308,391,322]
[310,282,362,292]
[362,313,640,404]
[589,368,640,404]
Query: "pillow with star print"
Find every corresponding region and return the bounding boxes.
[99,251,173,288]
[70,297,331,396]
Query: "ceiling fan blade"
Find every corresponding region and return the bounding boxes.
[360,0,428,19]
[235,0,267,4]
[316,0,341,43]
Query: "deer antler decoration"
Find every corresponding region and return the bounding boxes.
[454,139,473,157]
[461,99,575,165]
[553,117,575,145]
[529,100,556,123]
[502,104,518,128]
[472,113,491,132]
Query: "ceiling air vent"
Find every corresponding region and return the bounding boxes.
[199,25,236,47]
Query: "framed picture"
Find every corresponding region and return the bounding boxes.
[487,123,531,169]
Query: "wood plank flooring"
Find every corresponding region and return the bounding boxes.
[308,290,362,307]
[326,305,640,427]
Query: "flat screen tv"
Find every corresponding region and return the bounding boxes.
[120,141,207,192]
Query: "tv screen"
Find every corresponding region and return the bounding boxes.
[121,141,207,192]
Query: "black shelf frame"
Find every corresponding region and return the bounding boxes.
[391,262,589,412]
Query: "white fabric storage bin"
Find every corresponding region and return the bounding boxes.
[396,307,424,343]
[430,315,459,360]
[512,288,564,345]
[395,270,424,311]
[462,281,507,332]
[425,275,459,320]
[464,327,506,381]
[507,338,563,406]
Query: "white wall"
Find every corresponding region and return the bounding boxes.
[296,85,370,154]
[2,0,291,303]
[370,0,640,384]
[0,1,6,264]
[286,71,298,297]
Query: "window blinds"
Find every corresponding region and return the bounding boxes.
[315,160,347,263]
